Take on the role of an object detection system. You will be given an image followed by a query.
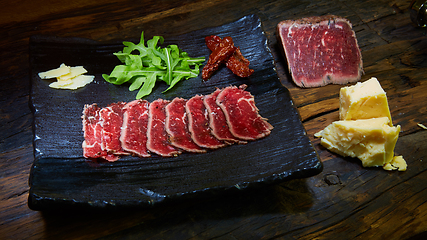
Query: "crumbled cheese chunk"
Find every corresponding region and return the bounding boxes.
[383,156,407,171]
[317,117,400,167]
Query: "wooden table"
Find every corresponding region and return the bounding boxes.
[1,0,426,239]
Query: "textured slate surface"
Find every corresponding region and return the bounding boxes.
[28,15,322,210]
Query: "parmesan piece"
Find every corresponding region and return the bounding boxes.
[57,66,88,82]
[49,79,73,88]
[38,63,94,90]
[49,75,94,89]
[418,123,427,130]
[38,63,71,79]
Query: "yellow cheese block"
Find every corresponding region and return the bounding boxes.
[316,117,400,168]
[339,77,392,125]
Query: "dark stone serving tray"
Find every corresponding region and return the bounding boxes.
[28,14,322,211]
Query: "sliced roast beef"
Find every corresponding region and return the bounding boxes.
[186,95,227,149]
[203,89,246,144]
[277,15,363,87]
[165,98,206,153]
[216,85,273,140]
[82,104,119,161]
[147,99,182,157]
[99,102,128,155]
[82,86,274,161]
[120,100,150,157]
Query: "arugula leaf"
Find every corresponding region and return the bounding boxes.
[102,32,205,99]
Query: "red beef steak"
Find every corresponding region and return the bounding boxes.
[277,15,363,87]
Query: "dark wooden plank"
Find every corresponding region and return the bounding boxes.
[1,0,426,239]
[30,131,427,240]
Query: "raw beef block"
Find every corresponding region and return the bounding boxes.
[277,15,363,87]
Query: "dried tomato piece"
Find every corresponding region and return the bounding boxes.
[202,36,236,80]
[205,35,222,52]
[203,35,254,79]
[226,48,254,78]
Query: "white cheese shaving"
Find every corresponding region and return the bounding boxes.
[38,63,94,90]
[49,75,95,89]
[57,66,88,81]
[38,63,70,79]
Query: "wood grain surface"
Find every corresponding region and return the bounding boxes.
[1,0,426,239]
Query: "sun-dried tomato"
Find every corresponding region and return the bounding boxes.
[203,35,254,80]
[202,36,236,80]
[205,35,222,52]
[226,48,254,78]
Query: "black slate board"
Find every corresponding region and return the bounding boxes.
[28,15,322,211]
